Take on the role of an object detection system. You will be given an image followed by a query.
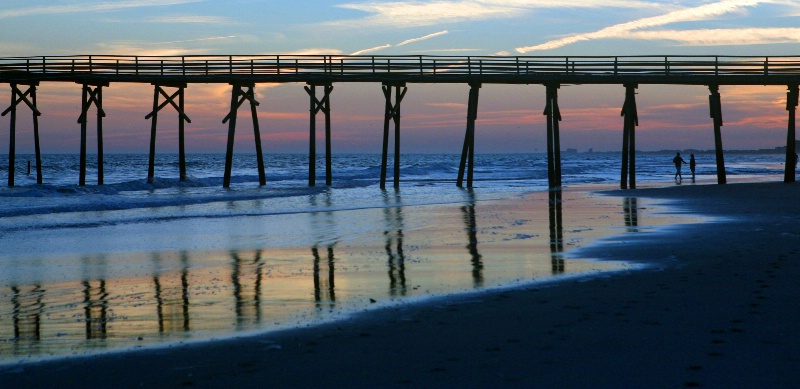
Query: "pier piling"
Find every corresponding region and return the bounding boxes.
[3,82,42,186]
[620,84,638,189]
[77,83,107,186]
[222,84,265,188]
[708,85,727,184]
[145,84,191,183]
[305,83,333,186]
[457,83,481,188]
[785,84,798,183]
[543,83,562,189]
[380,83,407,189]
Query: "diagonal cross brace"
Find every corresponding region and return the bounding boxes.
[3,85,42,117]
[382,85,407,121]
[146,86,191,122]
[304,85,333,115]
[77,86,105,124]
[222,86,259,124]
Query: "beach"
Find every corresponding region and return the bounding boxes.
[2,181,798,387]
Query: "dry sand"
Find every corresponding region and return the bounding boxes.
[1,182,798,388]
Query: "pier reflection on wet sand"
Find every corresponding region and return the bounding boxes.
[0,190,664,361]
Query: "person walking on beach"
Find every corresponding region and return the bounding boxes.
[689,154,696,182]
[673,152,687,181]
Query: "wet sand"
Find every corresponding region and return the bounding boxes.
[2,182,799,387]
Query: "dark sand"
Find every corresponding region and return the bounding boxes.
[2,182,798,388]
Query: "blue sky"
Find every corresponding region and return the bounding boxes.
[2,1,800,153]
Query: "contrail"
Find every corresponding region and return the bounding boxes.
[351,44,392,55]
[515,0,768,53]
[397,30,449,46]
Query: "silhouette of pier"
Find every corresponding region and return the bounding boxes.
[2,55,799,188]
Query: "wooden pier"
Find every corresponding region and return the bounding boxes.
[3,55,800,188]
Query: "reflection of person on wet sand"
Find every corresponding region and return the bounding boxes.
[689,154,696,182]
[673,152,687,181]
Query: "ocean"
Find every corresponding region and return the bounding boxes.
[0,152,787,362]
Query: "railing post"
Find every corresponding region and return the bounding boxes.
[277,55,281,75]
[764,57,769,76]
[182,56,186,76]
[715,56,718,76]
[229,56,233,74]
[136,56,139,75]
[665,56,669,76]
[614,57,618,75]
[89,56,93,73]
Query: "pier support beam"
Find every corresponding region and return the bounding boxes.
[2,82,42,187]
[305,83,333,187]
[222,83,266,188]
[77,83,107,186]
[457,83,481,188]
[380,83,407,189]
[145,84,191,184]
[784,84,798,183]
[620,84,639,189]
[709,85,727,184]
[543,83,562,189]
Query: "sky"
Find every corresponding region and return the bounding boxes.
[2,0,800,154]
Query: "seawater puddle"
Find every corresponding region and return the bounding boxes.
[0,188,703,363]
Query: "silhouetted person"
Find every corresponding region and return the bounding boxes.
[673,152,687,181]
[689,154,696,182]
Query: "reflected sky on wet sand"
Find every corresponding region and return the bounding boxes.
[0,189,701,363]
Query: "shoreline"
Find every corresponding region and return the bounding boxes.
[2,182,799,387]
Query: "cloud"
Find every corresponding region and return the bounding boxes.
[153,36,240,45]
[416,48,483,53]
[515,0,772,53]
[279,48,345,55]
[351,44,392,55]
[331,0,661,28]
[0,0,203,19]
[145,15,236,25]
[334,1,523,28]
[397,30,449,46]
[627,28,800,46]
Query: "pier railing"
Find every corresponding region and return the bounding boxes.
[2,55,800,83]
